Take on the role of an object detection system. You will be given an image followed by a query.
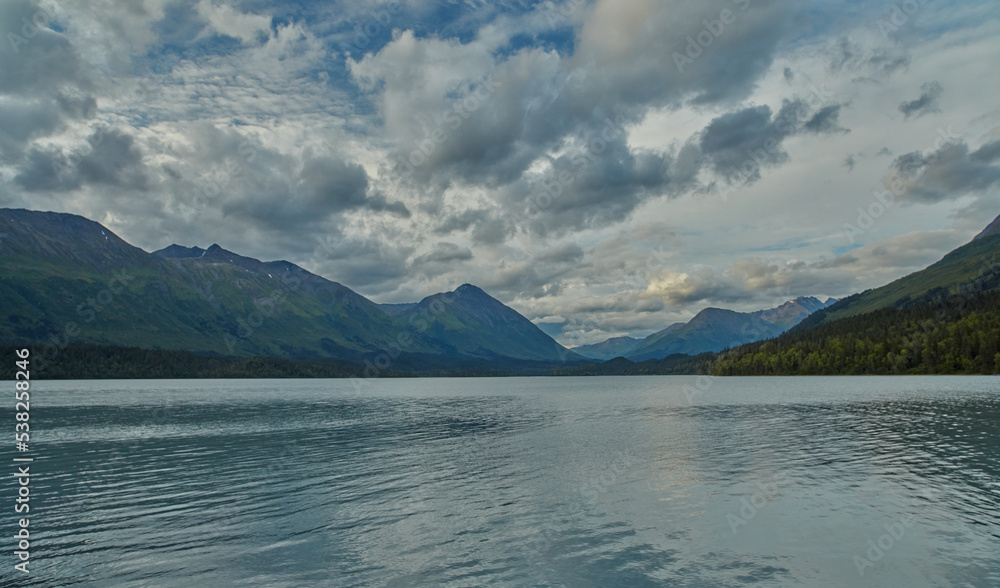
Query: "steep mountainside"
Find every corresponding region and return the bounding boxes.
[712,288,1000,375]
[0,208,577,364]
[714,217,1000,376]
[626,308,785,361]
[797,229,1000,329]
[396,284,583,362]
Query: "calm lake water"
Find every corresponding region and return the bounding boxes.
[4,376,999,587]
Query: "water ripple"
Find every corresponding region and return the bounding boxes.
[2,377,998,586]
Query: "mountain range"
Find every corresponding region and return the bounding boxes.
[4,207,998,378]
[0,208,580,368]
[574,297,836,361]
[561,212,1000,376]
[0,205,831,368]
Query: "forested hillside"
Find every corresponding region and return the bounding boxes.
[711,289,1000,375]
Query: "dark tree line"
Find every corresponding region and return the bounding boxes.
[711,289,1000,376]
[4,288,998,379]
[0,345,362,380]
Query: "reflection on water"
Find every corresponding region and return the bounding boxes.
[4,376,999,587]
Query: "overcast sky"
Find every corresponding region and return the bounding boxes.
[2,0,999,346]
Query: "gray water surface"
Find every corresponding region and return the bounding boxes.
[4,376,999,587]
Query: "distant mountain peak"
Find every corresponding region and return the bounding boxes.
[624,295,835,362]
[153,244,206,259]
[751,296,837,331]
[455,283,487,295]
[3,208,578,365]
[693,307,734,318]
[401,283,580,362]
[571,336,642,361]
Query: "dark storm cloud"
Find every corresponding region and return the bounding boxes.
[300,156,372,212]
[511,92,848,236]
[13,148,73,191]
[971,140,1000,163]
[220,153,410,231]
[867,51,910,77]
[15,129,148,192]
[0,1,99,165]
[697,98,843,183]
[0,0,93,96]
[0,100,63,163]
[359,0,805,230]
[77,130,148,189]
[887,141,1000,203]
[898,82,943,119]
[310,235,414,292]
[471,215,514,245]
[482,258,570,300]
[412,242,473,266]
[365,191,412,218]
[700,105,790,180]
[892,151,927,176]
[536,242,583,264]
[167,124,412,233]
[803,104,847,134]
[431,207,513,245]
[433,208,489,235]
[673,0,800,104]
[521,136,677,233]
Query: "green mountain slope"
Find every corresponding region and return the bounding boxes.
[0,208,577,365]
[712,289,1000,375]
[397,284,583,362]
[713,222,1000,376]
[798,232,1000,328]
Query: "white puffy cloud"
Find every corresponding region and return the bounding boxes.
[196,0,271,45]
